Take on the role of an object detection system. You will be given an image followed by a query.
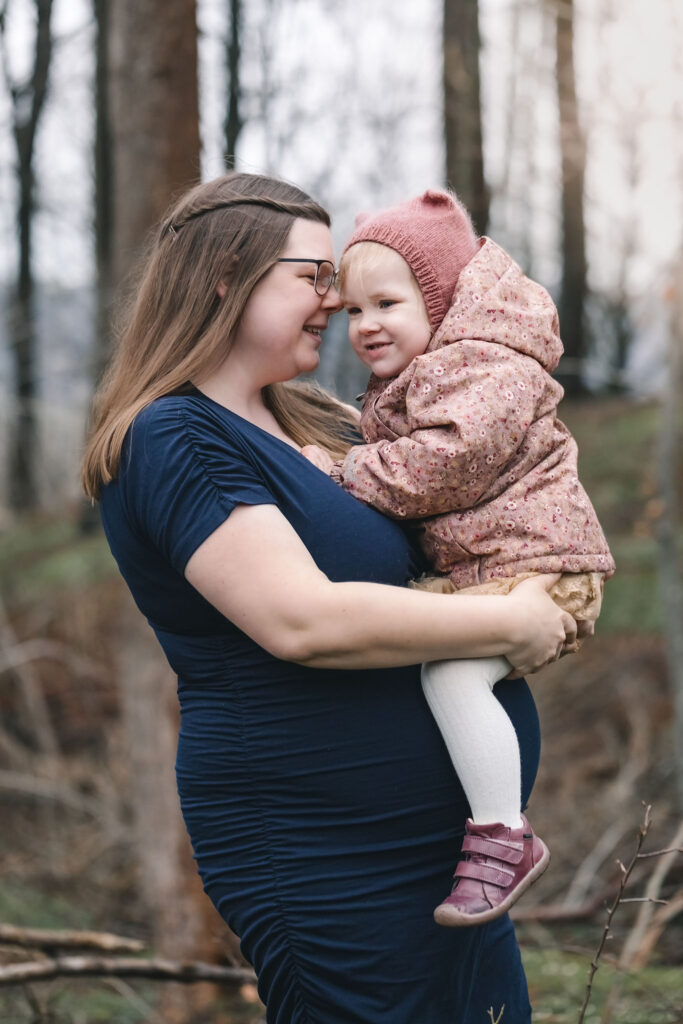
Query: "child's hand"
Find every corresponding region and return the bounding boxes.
[300,445,335,474]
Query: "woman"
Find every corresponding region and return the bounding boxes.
[82,172,575,1023]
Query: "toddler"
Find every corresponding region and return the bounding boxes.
[302,189,614,927]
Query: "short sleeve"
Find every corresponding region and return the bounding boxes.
[121,399,275,573]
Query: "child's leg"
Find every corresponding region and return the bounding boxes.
[422,656,550,927]
[421,656,522,827]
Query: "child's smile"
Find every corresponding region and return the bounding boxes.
[342,244,432,379]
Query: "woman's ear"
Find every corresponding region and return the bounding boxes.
[216,254,239,299]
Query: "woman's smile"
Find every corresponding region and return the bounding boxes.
[214,218,339,387]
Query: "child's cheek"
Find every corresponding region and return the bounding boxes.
[349,330,370,366]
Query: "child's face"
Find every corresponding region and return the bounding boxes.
[341,246,431,379]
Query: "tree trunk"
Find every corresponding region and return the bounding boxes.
[107,4,209,1017]
[92,0,114,385]
[108,0,201,288]
[553,0,587,396]
[658,262,683,815]
[224,0,244,166]
[443,0,488,234]
[4,0,54,512]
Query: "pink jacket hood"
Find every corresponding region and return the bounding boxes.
[427,237,564,373]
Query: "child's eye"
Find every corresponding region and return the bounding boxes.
[379,299,395,309]
[346,306,361,316]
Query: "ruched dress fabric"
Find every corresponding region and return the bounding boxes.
[100,390,540,1024]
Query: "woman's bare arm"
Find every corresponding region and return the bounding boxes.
[184,503,575,675]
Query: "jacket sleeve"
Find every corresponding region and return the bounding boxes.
[332,344,547,519]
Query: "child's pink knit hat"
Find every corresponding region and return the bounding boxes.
[342,189,479,330]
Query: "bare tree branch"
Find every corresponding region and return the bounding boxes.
[0,637,109,681]
[0,769,102,817]
[511,888,611,923]
[618,820,683,969]
[562,818,629,908]
[0,598,60,756]
[577,804,653,1024]
[577,805,683,1024]
[636,846,683,859]
[626,888,683,972]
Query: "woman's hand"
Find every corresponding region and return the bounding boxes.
[300,444,335,474]
[504,574,577,678]
[559,617,594,657]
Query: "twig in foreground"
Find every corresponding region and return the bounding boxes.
[577,804,653,1024]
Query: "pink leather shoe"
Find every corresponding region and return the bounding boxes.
[434,815,550,927]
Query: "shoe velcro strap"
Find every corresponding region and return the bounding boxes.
[455,859,515,888]
[462,835,524,864]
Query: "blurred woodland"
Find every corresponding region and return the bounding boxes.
[0,0,682,1021]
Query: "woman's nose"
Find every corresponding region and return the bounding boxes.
[321,284,342,313]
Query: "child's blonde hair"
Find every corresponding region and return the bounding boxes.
[338,241,426,310]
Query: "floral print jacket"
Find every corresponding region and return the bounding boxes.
[331,238,615,588]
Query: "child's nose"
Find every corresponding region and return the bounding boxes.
[359,313,379,334]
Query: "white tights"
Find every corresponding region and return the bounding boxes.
[421,656,523,828]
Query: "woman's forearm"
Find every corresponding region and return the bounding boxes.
[185,505,574,677]
[281,581,522,669]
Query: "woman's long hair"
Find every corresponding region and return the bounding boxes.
[81,172,358,500]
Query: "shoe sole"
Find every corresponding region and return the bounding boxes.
[433,841,551,928]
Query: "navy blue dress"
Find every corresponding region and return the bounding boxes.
[101,391,539,1023]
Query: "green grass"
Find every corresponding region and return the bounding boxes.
[0,515,118,606]
[0,517,77,562]
[598,573,661,634]
[562,399,660,525]
[559,398,682,635]
[0,985,154,1024]
[523,947,682,1023]
[0,878,96,931]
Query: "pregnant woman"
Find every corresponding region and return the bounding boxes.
[81,172,575,1023]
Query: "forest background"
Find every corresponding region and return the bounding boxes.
[0,0,682,1021]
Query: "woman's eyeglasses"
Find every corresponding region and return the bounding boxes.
[277,259,337,296]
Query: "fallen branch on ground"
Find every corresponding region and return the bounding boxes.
[0,924,145,953]
[0,956,256,986]
[511,888,611,923]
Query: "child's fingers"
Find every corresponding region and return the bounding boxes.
[300,445,334,473]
